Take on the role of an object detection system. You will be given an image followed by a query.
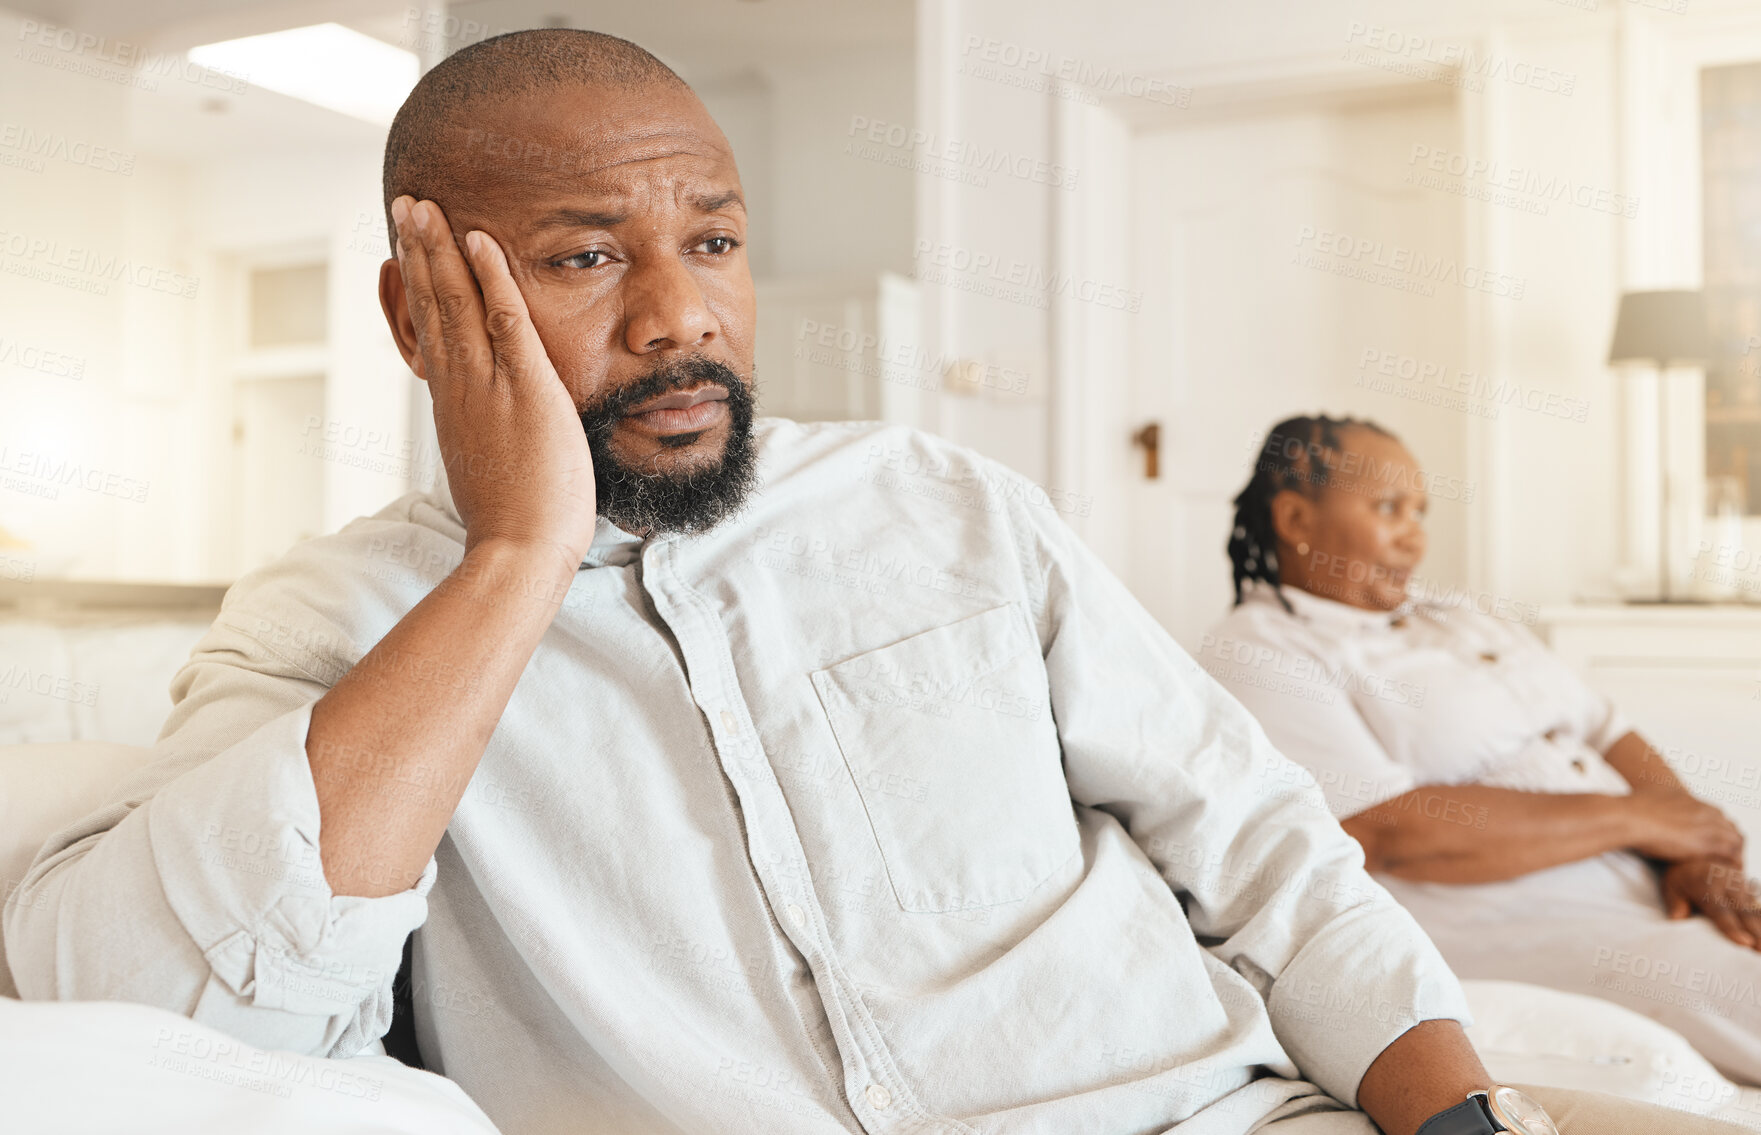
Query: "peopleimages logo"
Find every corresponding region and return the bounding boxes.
[1355,348,1589,423]
[1406,144,1637,219]
[957,35,1191,107]
[14,19,248,94]
[1199,633,1428,708]
[0,228,199,299]
[846,116,1079,191]
[1343,23,1577,96]
[1256,428,1477,503]
[913,239,1143,313]
[1293,227,1526,300]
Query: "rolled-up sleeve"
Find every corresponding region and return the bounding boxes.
[1010,491,1471,1109]
[3,616,434,1060]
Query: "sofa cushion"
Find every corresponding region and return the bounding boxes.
[1461,980,1761,1121]
[0,742,156,998]
[0,996,500,1133]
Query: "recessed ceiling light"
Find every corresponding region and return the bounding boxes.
[187,23,419,126]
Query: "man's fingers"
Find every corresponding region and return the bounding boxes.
[463,230,551,385]
[409,199,493,387]
[393,202,444,378]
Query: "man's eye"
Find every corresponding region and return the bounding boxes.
[556,250,606,269]
[697,236,739,255]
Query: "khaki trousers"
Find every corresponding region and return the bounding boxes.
[1251,1083,1757,1134]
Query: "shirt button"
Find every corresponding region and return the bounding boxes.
[1479,651,1499,663]
[865,1083,892,1110]
[719,708,737,732]
[786,903,806,929]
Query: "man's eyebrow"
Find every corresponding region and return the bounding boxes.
[690,189,745,214]
[533,207,628,230]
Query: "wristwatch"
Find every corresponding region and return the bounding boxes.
[1414,1086,1559,1135]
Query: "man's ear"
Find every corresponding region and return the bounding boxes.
[1267,489,1315,554]
[378,257,427,381]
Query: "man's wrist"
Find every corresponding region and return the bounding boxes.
[1417,1085,1559,1135]
[1416,1094,1499,1135]
[452,536,584,610]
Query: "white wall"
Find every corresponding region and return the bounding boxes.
[764,48,917,281]
[916,0,1761,639]
[0,7,916,585]
[0,9,199,582]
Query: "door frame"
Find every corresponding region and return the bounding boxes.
[1048,48,1498,627]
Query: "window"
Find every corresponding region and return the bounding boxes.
[1701,63,1761,518]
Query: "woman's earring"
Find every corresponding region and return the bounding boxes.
[1296,542,1310,556]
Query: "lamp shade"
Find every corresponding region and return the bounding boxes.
[1608,290,1713,366]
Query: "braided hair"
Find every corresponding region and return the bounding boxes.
[1228,414,1396,611]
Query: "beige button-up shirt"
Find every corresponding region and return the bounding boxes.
[7,419,1469,1135]
[1201,582,1633,820]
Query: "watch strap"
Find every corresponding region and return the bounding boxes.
[1415,1095,1502,1135]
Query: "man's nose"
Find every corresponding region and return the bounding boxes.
[622,253,717,354]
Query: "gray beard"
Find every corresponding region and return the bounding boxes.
[578,355,760,536]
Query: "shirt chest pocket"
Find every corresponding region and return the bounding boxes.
[809,601,1079,914]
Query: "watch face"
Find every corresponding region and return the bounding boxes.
[1488,1086,1559,1135]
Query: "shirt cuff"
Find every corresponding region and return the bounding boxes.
[1266,898,1473,1108]
[144,701,435,1018]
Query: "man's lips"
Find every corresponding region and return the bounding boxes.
[622,384,729,433]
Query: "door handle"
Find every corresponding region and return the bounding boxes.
[1131,422,1161,479]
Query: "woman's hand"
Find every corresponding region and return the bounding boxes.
[390,195,599,575]
[1627,791,1745,865]
[1661,856,1761,950]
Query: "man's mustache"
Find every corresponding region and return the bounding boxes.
[579,356,748,427]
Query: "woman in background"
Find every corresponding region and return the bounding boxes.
[1203,413,1761,1084]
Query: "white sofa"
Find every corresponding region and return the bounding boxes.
[0,613,213,746]
[6,739,1761,1131]
[0,739,502,1133]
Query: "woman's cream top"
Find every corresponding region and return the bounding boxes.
[1200,581,1634,821]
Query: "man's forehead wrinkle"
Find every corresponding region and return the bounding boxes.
[432,160,741,243]
[454,102,731,160]
[556,132,736,176]
[510,160,743,224]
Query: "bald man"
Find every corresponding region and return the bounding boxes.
[4,28,1741,1135]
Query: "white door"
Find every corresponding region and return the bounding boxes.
[1117,91,1471,652]
[231,374,326,575]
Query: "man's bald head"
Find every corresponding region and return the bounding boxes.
[375,27,757,536]
[381,28,692,257]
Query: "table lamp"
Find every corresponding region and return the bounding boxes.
[1608,289,1713,602]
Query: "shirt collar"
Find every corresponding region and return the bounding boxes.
[1241,578,1412,633]
[582,516,649,568]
